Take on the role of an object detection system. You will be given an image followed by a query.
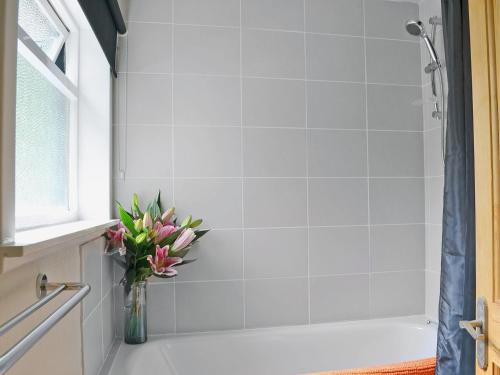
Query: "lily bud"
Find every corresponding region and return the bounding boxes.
[161,207,175,224]
[134,218,143,232]
[143,212,153,229]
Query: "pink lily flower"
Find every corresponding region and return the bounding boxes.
[161,207,175,225]
[105,227,126,255]
[146,245,182,276]
[172,228,196,253]
[153,221,177,243]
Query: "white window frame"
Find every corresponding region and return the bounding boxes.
[15,0,80,230]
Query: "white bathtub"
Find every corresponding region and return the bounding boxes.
[106,316,437,375]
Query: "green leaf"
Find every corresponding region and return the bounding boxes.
[131,193,143,218]
[189,218,203,228]
[152,273,177,279]
[170,245,192,258]
[192,229,210,242]
[118,204,138,236]
[176,259,197,266]
[155,190,163,213]
[181,215,192,227]
[146,199,161,221]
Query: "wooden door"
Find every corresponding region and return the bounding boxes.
[470,0,500,373]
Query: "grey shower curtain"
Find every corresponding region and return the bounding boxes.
[435,0,475,374]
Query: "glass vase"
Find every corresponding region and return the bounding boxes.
[124,281,147,344]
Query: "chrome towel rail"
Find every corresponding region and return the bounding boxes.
[0,274,90,374]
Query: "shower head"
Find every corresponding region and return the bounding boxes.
[405,20,426,37]
[405,19,440,66]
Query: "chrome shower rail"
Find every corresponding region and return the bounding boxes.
[0,274,90,374]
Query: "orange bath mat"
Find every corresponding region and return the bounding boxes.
[307,357,436,375]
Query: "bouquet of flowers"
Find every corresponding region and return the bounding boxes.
[106,192,208,287]
[105,192,208,344]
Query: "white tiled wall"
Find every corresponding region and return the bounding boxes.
[113,0,426,334]
[419,0,445,322]
[81,237,116,375]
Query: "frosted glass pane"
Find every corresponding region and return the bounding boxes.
[18,0,63,58]
[15,54,71,217]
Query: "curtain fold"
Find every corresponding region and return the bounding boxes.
[435,1,475,374]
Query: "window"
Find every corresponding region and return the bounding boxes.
[16,0,78,229]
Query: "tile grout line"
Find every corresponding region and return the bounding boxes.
[171,0,177,335]
[239,0,246,329]
[126,19,421,44]
[116,71,423,88]
[362,0,372,320]
[112,123,426,133]
[303,0,311,325]
[147,269,428,286]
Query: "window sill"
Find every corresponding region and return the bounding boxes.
[0,219,117,273]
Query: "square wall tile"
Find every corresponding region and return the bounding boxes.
[305,0,363,36]
[243,128,307,177]
[102,241,114,295]
[82,240,102,319]
[244,178,307,228]
[368,131,424,177]
[370,271,425,318]
[367,85,423,131]
[370,224,425,272]
[307,81,366,130]
[245,228,308,278]
[242,0,304,31]
[242,29,305,79]
[309,226,369,276]
[83,306,103,375]
[114,285,124,338]
[306,34,365,82]
[174,0,240,27]
[308,130,367,177]
[173,75,241,127]
[129,0,172,22]
[426,224,442,273]
[122,126,172,178]
[174,179,242,229]
[424,127,444,177]
[174,126,241,178]
[243,78,306,128]
[102,291,115,354]
[174,25,240,75]
[245,278,309,328]
[370,178,424,224]
[175,281,244,332]
[177,229,244,281]
[127,74,172,125]
[113,178,173,215]
[310,275,369,323]
[127,23,172,73]
[308,179,368,226]
[147,283,175,334]
[425,270,440,321]
[366,39,421,85]
[364,0,419,41]
[426,176,444,225]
